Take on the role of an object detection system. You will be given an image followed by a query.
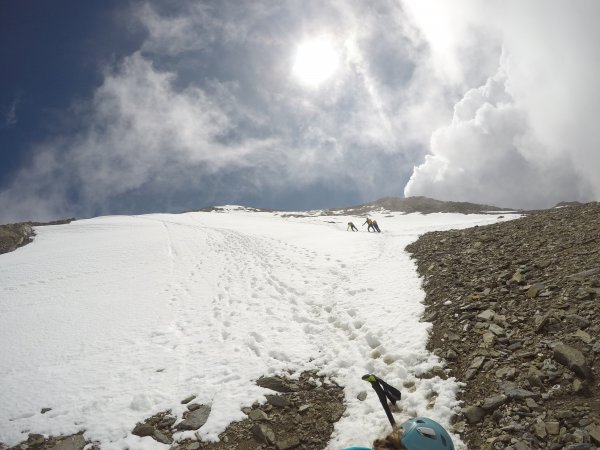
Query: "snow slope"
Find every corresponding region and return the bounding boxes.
[0,209,517,449]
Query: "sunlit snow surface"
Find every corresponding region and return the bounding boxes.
[0,209,518,449]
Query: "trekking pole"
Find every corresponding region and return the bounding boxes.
[362,374,401,427]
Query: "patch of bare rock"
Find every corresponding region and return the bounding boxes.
[0,223,34,254]
[406,202,600,450]
[0,219,74,255]
[4,372,344,450]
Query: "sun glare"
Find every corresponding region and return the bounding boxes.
[292,37,339,87]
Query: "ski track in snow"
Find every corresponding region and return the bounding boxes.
[0,210,516,449]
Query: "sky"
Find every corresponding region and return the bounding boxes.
[1,0,599,222]
[0,208,516,448]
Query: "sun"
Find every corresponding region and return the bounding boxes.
[292,37,339,87]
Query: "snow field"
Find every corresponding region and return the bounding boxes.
[0,209,516,449]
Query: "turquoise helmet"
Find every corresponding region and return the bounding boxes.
[400,417,455,450]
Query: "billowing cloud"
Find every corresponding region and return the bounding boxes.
[404,0,600,208]
[1,0,598,222]
[3,0,448,222]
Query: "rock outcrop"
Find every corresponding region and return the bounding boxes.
[0,219,74,255]
[0,223,34,254]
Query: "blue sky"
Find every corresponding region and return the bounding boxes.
[1,2,139,176]
[1,1,599,222]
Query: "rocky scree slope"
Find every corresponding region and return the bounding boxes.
[406,202,600,450]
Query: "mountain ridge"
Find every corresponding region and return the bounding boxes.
[323,196,517,215]
[0,197,584,256]
[200,196,518,217]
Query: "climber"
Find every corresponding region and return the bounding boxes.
[362,217,375,232]
[347,222,359,232]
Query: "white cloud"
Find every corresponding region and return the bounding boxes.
[3,95,20,127]
[0,54,263,220]
[138,3,216,56]
[404,0,600,208]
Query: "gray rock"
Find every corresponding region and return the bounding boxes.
[27,434,46,446]
[534,313,551,332]
[463,405,486,424]
[256,376,294,392]
[482,331,495,346]
[513,441,533,450]
[177,404,211,430]
[446,349,459,360]
[525,398,540,409]
[590,424,600,444]
[568,267,600,280]
[266,394,291,407]
[496,367,516,380]
[477,309,496,321]
[357,391,368,401]
[276,435,300,450]
[573,329,592,344]
[132,423,154,437]
[173,442,201,450]
[298,404,311,413]
[511,271,526,284]
[567,315,591,329]
[248,409,269,421]
[572,428,589,443]
[481,394,507,411]
[552,343,594,380]
[452,421,466,433]
[527,367,544,389]
[181,395,196,404]
[533,421,547,438]
[158,416,177,428]
[48,433,87,450]
[527,283,544,298]
[488,323,505,336]
[465,356,486,380]
[573,378,591,395]
[536,259,552,269]
[545,421,560,435]
[328,403,345,423]
[152,430,172,444]
[252,423,275,444]
[187,402,202,411]
[500,383,536,400]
